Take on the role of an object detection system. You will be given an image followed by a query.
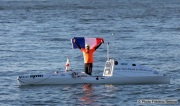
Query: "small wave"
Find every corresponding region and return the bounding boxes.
[175,88,180,91]
[42,38,69,42]
[77,6,97,10]
[0,1,61,11]
[50,38,69,42]
[0,49,32,53]
[170,78,180,85]
[0,6,5,10]
[79,18,106,24]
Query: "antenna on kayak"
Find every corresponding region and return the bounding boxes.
[107,42,110,60]
[107,33,113,60]
[112,33,114,58]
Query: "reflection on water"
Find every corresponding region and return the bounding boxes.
[80,84,94,105]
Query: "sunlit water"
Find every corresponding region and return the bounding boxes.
[0,0,179,105]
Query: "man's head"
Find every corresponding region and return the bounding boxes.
[85,44,90,50]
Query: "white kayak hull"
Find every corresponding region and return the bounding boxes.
[17,59,170,85]
[17,72,170,85]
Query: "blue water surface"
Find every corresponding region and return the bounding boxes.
[0,0,179,105]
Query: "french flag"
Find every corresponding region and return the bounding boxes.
[71,37,104,49]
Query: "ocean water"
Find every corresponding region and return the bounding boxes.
[0,0,180,105]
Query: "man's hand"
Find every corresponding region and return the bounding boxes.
[101,39,104,43]
[73,39,76,42]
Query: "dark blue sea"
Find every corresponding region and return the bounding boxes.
[0,0,179,105]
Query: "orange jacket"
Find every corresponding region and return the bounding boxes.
[80,48,95,63]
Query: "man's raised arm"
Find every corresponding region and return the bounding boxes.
[95,40,103,50]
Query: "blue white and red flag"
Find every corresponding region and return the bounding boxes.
[71,37,104,49]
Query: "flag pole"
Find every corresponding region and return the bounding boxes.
[65,56,70,72]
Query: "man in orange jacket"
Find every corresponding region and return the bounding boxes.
[73,39,103,75]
